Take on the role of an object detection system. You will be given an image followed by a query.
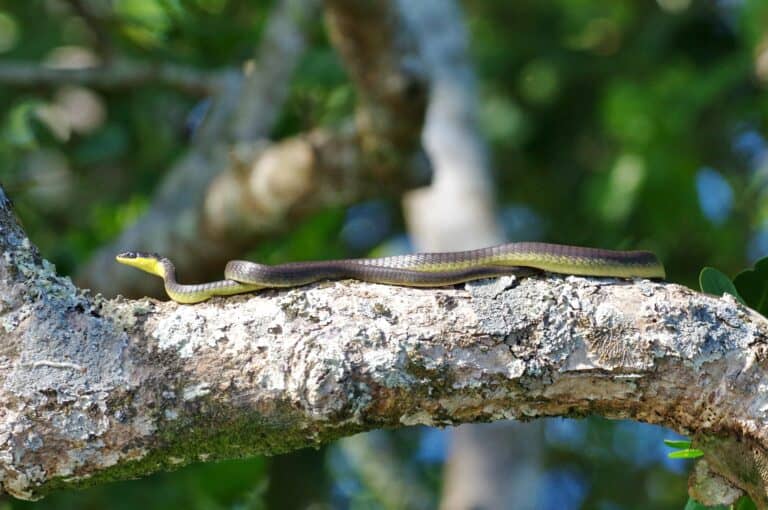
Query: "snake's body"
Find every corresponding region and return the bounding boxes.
[116,242,664,304]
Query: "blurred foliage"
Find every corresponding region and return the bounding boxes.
[1,0,767,508]
[10,457,267,510]
[469,0,768,288]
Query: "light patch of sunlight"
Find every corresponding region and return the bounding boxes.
[601,154,646,223]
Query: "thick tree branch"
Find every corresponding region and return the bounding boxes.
[3,190,768,504]
[324,0,428,182]
[202,124,428,240]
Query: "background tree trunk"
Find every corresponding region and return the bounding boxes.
[401,1,544,508]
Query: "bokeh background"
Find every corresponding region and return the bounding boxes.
[1,0,767,508]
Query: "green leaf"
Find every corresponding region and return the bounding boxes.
[699,267,746,305]
[683,497,728,510]
[115,0,171,47]
[668,448,704,459]
[683,499,700,510]
[664,439,693,449]
[734,257,768,316]
[735,495,758,510]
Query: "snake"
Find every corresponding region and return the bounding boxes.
[115,242,665,304]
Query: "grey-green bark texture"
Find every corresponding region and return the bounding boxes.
[3,188,768,505]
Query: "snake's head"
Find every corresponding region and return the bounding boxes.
[115,251,168,278]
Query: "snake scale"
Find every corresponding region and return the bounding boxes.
[116,242,664,304]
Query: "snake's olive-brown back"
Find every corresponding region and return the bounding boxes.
[117,242,664,303]
[225,242,664,285]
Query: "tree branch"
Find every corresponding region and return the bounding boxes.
[0,59,223,95]
[230,0,318,141]
[324,0,428,183]
[202,124,428,240]
[3,189,768,504]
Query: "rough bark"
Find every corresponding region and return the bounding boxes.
[2,191,768,505]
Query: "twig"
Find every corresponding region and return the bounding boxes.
[0,59,223,95]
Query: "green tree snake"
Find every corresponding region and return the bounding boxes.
[116,242,664,304]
